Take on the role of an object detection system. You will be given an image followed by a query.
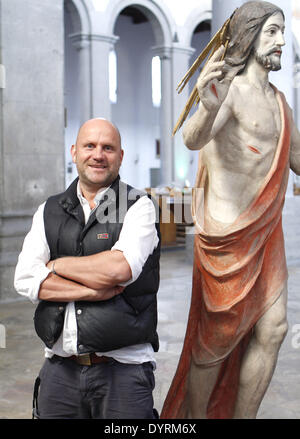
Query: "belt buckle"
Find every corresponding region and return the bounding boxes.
[77,354,92,366]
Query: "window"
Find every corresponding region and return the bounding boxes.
[152,56,161,107]
[109,50,117,103]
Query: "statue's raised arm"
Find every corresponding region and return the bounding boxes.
[183,46,242,150]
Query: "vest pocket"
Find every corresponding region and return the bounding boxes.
[34,301,66,348]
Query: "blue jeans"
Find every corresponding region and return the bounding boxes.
[35,355,157,419]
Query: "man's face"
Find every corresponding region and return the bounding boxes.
[71,119,124,190]
[253,12,285,72]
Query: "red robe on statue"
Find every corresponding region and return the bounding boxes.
[160,86,291,419]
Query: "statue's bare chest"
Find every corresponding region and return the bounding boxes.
[206,88,282,180]
[236,90,281,143]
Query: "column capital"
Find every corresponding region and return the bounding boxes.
[151,45,195,60]
[89,33,119,49]
[171,44,196,58]
[69,33,90,50]
[69,33,119,50]
[151,46,172,60]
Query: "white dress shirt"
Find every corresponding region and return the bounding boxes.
[14,183,159,364]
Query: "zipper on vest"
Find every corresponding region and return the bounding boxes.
[77,241,83,256]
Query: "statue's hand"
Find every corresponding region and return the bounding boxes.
[197,46,243,112]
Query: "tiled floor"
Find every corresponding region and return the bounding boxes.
[0,197,299,419]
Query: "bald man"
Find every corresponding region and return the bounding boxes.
[14,118,160,419]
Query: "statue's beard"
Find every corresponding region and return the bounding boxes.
[254,48,282,71]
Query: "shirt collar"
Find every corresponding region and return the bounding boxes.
[76,181,110,209]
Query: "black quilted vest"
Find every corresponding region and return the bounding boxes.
[34,176,160,353]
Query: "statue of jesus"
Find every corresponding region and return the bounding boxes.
[161,1,300,419]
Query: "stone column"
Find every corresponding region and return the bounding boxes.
[0,3,5,298]
[212,0,244,35]
[0,0,65,301]
[89,34,119,120]
[171,45,195,186]
[294,57,300,129]
[269,0,294,197]
[69,33,92,124]
[152,46,174,185]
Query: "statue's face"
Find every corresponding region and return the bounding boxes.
[253,12,285,71]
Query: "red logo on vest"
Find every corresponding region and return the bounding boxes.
[97,233,109,240]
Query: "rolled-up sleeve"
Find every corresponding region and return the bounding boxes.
[14,202,51,304]
[111,196,159,286]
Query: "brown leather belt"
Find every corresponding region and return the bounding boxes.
[67,353,111,366]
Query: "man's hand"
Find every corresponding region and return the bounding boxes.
[87,285,124,301]
[197,45,243,112]
[38,270,125,302]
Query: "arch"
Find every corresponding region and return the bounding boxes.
[65,0,91,35]
[183,10,212,47]
[64,0,93,188]
[293,33,300,60]
[110,3,166,189]
[105,0,173,47]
